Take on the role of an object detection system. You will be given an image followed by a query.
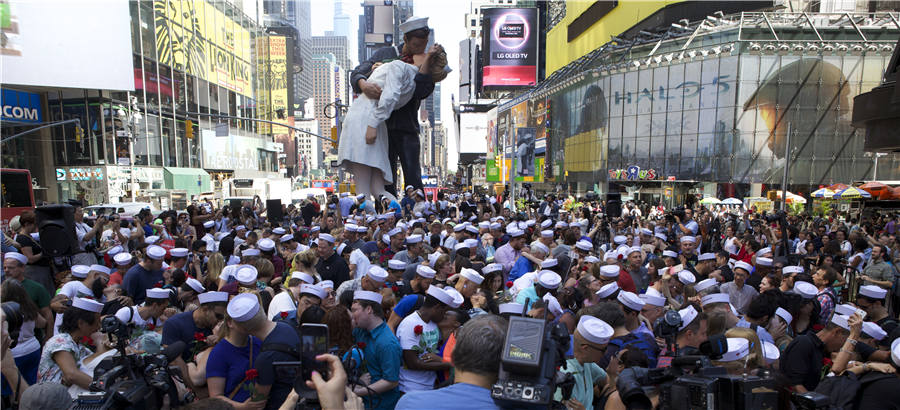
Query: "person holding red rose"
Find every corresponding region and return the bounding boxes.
[396,286,453,393]
[206,309,263,410]
[350,290,403,409]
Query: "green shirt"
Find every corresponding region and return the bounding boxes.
[22,278,50,309]
[554,358,607,409]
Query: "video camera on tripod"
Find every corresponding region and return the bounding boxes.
[72,316,184,410]
[490,302,574,409]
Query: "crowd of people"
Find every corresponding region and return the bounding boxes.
[1,189,900,410]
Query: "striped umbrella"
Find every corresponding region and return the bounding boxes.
[832,187,872,199]
[722,197,742,205]
[810,188,836,198]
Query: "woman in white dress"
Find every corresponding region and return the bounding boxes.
[337,46,448,210]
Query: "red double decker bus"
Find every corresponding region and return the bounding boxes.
[1,168,35,231]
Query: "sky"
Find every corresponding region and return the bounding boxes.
[309,0,464,171]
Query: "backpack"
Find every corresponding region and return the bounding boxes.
[814,371,895,410]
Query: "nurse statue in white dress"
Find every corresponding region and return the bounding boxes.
[337,47,447,211]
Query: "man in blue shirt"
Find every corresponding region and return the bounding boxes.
[350,290,403,409]
[122,245,166,304]
[162,291,228,361]
[396,314,507,410]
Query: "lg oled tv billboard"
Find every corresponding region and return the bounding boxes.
[482,8,538,88]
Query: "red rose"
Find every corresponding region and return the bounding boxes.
[146,323,156,331]
[154,282,163,288]
[505,281,513,288]
[194,332,206,342]
[384,283,389,288]
[357,342,367,349]
[81,336,94,346]
[414,325,423,335]
[391,285,399,292]
[822,358,833,366]
[280,311,289,319]
[245,369,259,380]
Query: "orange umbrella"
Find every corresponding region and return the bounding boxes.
[859,181,890,198]
[829,183,849,191]
[887,186,900,200]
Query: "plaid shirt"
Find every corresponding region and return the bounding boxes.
[817,288,836,324]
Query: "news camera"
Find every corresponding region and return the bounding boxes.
[71,316,184,410]
[491,313,574,409]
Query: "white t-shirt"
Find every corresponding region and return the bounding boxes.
[102,227,132,249]
[11,320,40,358]
[114,306,159,328]
[349,248,370,280]
[840,240,852,255]
[54,281,95,335]
[267,290,297,320]
[220,264,240,282]
[202,233,218,252]
[396,311,441,392]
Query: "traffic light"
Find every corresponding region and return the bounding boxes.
[767,190,778,201]
[185,120,194,139]
[74,125,84,143]
[330,126,338,144]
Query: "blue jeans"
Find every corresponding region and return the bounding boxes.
[1,348,40,396]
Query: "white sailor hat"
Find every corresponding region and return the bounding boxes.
[756,257,773,267]
[859,285,888,300]
[701,293,731,306]
[541,220,553,229]
[465,225,479,234]
[640,228,653,236]
[478,221,490,230]
[460,268,484,285]
[698,253,716,261]
[627,246,642,255]
[215,232,231,241]
[719,338,751,362]
[733,261,753,273]
[508,228,525,238]
[679,236,696,244]
[453,224,466,232]
[185,278,205,293]
[300,284,327,299]
[792,281,817,299]
[678,305,700,331]
[113,252,133,265]
[388,259,407,270]
[599,264,620,278]
[203,220,215,229]
[585,256,600,264]
[893,338,900,367]
[382,234,391,245]
[416,265,436,279]
[340,192,349,197]
[107,246,123,256]
[336,243,348,255]
[694,278,717,292]
[227,293,260,322]
[613,235,627,245]
[291,271,315,284]
[146,288,171,299]
[575,240,593,252]
[617,291,645,311]
[258,238,276,251]
[540,230,553,238]
[499,303,525,316]
[147,245,166,260]
[89,264,111,275]
[72,297,104,313]
[236,265,258,285]
[170,248,189,258]
[344,224,358,233]
[71,265,91,278]
[367,266,389,283]
[273,227,286,235]
[490,222,502,230]
[577,315,614,345]
[783,266,804,274]
[162,261,170,270]
[320,280,334,289]
[356,194,366,200]
[454,242,467,251]
[596,282,620,298]
[235,225,247,231]
[603,251,617,261]
[444,288,464,308]
[542,293,563,317]
[540,258,558,268]
[677,270,696,286]
[280,235,294,243]
[773,307,792,325]
[483,263,503,274]
[242,248,260,257]
[198,291,228,304]
[388,227,403,237]
[366,216,376,224]
[524,220,535,227]
[464,238,479,248]
[532,242,550,255]
[145,235,160,244]
[655,233,668,241]
[318,233,336,243]
[662,250,678,259]
[426,285,454,306]
[311,226,321,233]
[830,314,852,331]
[762,341,780,365]
[863,322,887,341]
[354,290,383,304]
[555,221,568,229]
[835,303,858,317]
[640,292,666,307]
[538,270,561,289]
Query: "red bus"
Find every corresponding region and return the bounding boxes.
[1,169,35,231]
[312,180,336,193]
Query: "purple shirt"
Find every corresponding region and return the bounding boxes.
[494,243,521,278]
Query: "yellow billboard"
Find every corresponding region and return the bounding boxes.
[154,0,253,96]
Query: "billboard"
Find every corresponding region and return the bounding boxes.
[0,0,133,90]
[482,8,538,87]
[154,0,253,96]
[515,127,536,177]
[459,112,488,154]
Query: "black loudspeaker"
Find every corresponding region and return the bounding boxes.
[267,199,284,224]
[606,193,622,218]
[35,204,77,257]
